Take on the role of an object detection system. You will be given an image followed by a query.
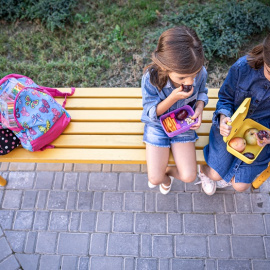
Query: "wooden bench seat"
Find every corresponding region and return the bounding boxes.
[0,87,269,188]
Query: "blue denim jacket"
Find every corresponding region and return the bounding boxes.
[213,56,270,129]
[141,66,208,127]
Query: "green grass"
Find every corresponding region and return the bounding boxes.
[0,0,268,87]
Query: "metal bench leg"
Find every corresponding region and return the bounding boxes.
[252,164,270,189]
[0,175,7,186]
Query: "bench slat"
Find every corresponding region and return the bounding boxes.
[51,135,209,149]
[69,110,214,122]
[57,98,218,110]
[63,122,212,135]
[57,88,219,98]
[1,148,206,164]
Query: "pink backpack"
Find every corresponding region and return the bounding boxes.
[0,74,75,151]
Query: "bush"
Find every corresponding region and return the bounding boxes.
[0,0,78,31]
[160,0,270,60]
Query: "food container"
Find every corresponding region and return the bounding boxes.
[223,98,270,164]
[160,105,198,137]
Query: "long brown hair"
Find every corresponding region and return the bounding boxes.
[144,26,204,91]
[247,34,270,69]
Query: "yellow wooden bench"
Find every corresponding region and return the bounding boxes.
[0,87,269,188]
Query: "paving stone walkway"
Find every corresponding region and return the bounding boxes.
[0,170,270,270]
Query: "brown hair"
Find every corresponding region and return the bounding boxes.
[247,34,270,69]
[144,26,204,90]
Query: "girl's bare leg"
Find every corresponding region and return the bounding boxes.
[200,164,223,181]
[146,144,171,188]
[166,142,197,183]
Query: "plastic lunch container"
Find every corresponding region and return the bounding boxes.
[160,105,198,138]
[223,97,270,164]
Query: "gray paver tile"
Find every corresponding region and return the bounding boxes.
[77,191,93,211]
[264,214,270,235]
[178,193,192,212]
[135,213,166,234]
[185,181,201,192]
[36,190,48,210]
[205,259,216,270]
[156,193,177,212]
[265,237,270,258]
[63,173,78,190]
[124,258,135,270]
[184,214,215,234]
[89,172,118,191]
[159,259,170,270]
[107,233,139,256]
[58,233,89,255]
[15,254,39,270]
[78,257,90,270]
[103,192,123,211]
[47,191,67,210]
[7,172,35,189]
[175,235,207,257]
[33,211,49,230]
[78,172,89,191]
[61,256,78,270]
[124,192,144,211]
[235,193,252,213]
[5,231,26,252]
[89,233,107,255]
[152,235,173,258]
[216,214,232,235]
[92,192,103,211]
[140,234,151,257]
[66,191,77,210]
[232,214,265,235]
[252,260,270,270]
[24,231,37,253]
[36,232,58,254]
[136,258,158,270]
[90,257,123,270]
[0,255,20,270]
[171,178,185,191]
[145,193,156,212]
[53,172,64,190]
[134,173,149,191]
[172,259,205,270]
[69,212,80,232]
[224,194,235,212]
[193,193,225,213]
[217,259,251,270]
[21,191,38,209]
[0,236,12,261]
[49,211,70,231]
[251,194,270,213]
[113,212,134,232]
[14,211,34,230]
[35,172,54,189]
[231,236,265,259]
[168,213,182,234]
[96,212,112,232]
[80,212,96,232]
[2,190,23,209]
[39,255,61,270]
[119,173,133,191]
[209,235,231,258]
[0,210,14,229]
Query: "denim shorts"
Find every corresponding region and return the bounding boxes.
[143,124,198,148]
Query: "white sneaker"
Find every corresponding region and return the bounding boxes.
[196,170,216,196]
[159,176,174,195]
[148,181,157,189]
[216,179,232,188]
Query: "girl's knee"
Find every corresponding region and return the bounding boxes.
[148,174,164,185]
[180,171,197,183]
[232,183,251,192]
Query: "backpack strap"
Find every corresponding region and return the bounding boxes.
[38,87,76,108]
[0,74,32,86]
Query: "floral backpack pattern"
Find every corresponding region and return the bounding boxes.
[0,74,75,151]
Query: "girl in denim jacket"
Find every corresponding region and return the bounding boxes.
[199,35,270,195]
[141,26,208,194]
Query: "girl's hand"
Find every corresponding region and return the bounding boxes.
[256,131,270,147]
[190,101,204,130]
[170,85,194,102]
[220,115,232,137]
